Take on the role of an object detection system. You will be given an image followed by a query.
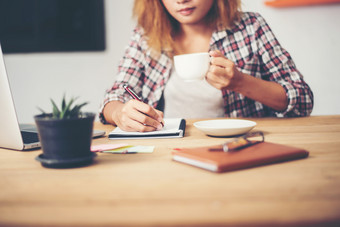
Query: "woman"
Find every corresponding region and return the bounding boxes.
[100,0,314,132]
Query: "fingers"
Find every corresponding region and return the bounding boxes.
[209,50,234,70]
[118,100,164,132]
[209,59,236,79]
[155,109,165,127]
[209,50,224,58]
[134,101,163,123]
[207,50,240,90]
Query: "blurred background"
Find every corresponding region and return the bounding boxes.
[1,0,339,123]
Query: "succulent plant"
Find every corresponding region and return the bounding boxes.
[38,95,88,119]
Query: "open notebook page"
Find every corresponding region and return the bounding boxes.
[109,118,185,139]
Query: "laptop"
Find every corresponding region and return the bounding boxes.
[0,44,105,151]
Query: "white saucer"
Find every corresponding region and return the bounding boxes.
[193,119,257,137]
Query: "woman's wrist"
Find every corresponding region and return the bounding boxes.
[231,71,246,94]
[103,101,124,126]
[229,72,288,111]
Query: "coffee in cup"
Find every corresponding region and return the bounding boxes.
[174,52,210,81]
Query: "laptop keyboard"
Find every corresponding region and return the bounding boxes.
[21,131,40,144]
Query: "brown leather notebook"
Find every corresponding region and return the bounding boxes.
[172,142,309,173]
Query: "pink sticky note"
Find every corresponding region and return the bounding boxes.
[91,144,129,152]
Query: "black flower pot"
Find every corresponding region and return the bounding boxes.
[34,113,96,168]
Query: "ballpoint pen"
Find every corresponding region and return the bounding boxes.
[123,84,143,101]
[209,131,264,152]
[123,84,164,127]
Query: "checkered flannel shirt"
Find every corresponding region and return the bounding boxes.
[99,12,314,123]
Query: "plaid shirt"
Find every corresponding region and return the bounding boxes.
[99,12,313,123]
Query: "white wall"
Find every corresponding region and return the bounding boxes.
[3,0,340,123]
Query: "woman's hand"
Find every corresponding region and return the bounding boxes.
[103,100,164,132]
[206,50,243,91]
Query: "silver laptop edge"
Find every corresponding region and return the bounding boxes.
[0,44,105,151]
[0,43,35,150]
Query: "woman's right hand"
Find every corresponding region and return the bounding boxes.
[103,100,164,132]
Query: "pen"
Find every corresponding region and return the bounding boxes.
[209,131,264,152]
[123,84,164,127]
[123,84,143,101]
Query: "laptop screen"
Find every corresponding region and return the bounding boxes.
[0,44,27,150]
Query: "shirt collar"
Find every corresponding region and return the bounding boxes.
[210,15,245,45]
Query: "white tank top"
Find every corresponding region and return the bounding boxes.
[163,71,225,118]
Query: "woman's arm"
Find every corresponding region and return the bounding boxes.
[206,13,313,117]
[99,27,166,131]
[207,50,288,111]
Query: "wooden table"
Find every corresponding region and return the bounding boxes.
[1,116,340,227]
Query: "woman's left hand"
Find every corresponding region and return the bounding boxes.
[206,50,243,91]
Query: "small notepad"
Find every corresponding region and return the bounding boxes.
[172,142,309,173]
[109,118,186,139]
[91,144,129,152]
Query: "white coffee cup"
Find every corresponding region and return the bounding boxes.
[174,52,210,81]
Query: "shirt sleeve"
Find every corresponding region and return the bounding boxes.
[98,28,147,124]
[254,13,314,117]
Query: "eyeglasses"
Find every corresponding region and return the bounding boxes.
[209,131,264,152]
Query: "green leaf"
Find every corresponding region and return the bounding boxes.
[43,95,88,119]
[51,99,61,118]
[70,102,88,117]
[61,97,76,119]
[61,94,66,111]
[37,106,46,115]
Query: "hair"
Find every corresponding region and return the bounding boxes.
[133,0,242,55]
